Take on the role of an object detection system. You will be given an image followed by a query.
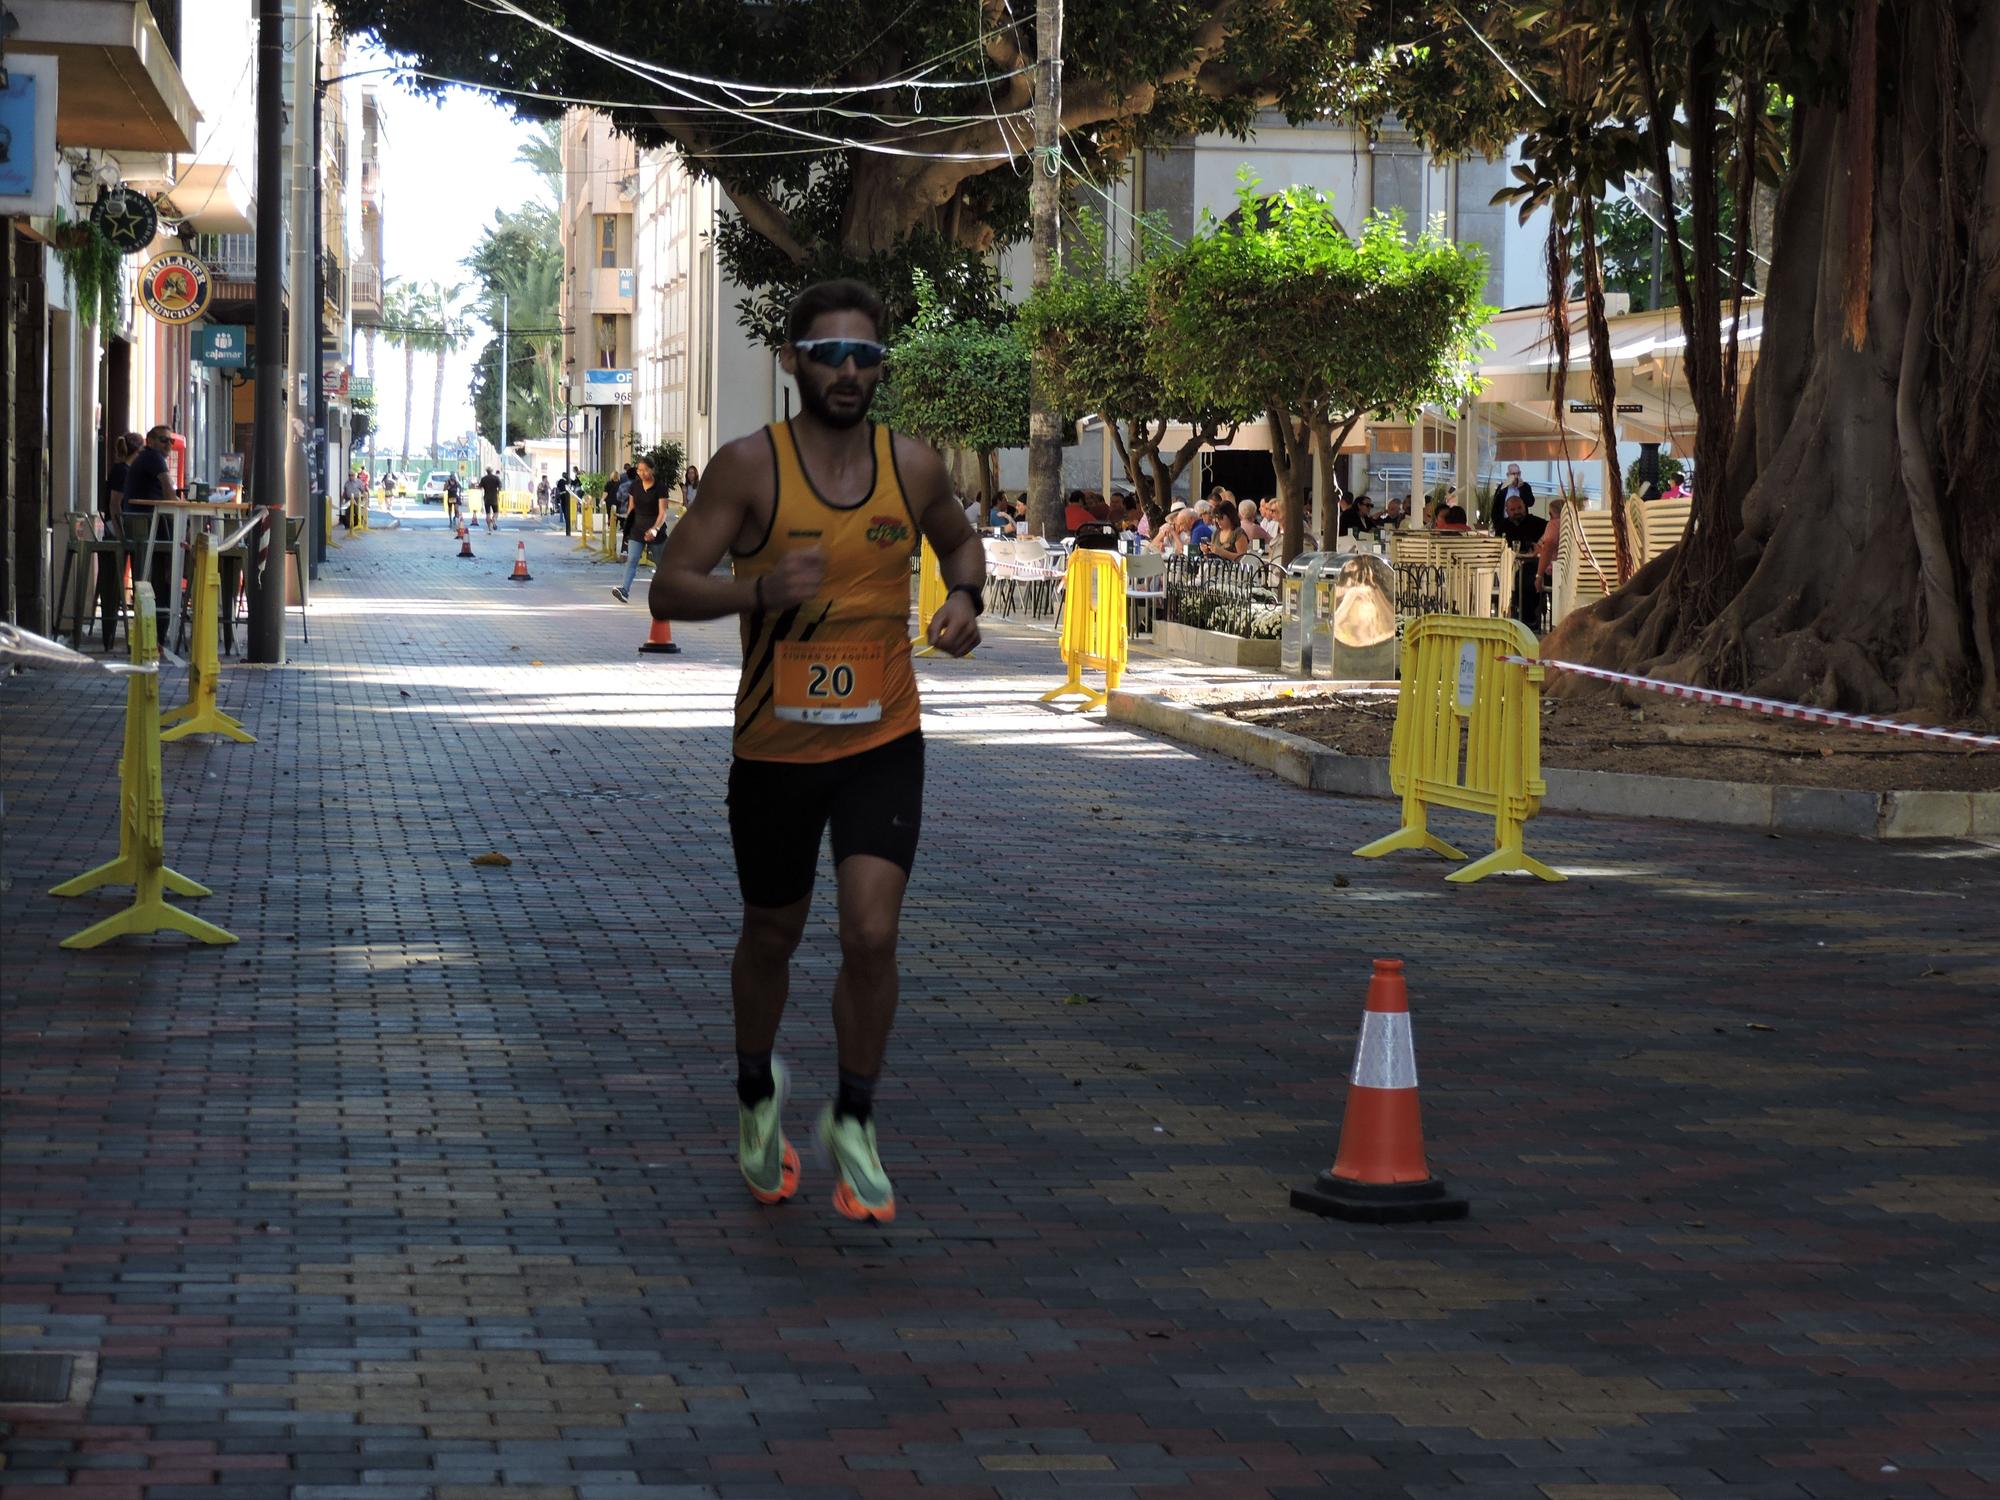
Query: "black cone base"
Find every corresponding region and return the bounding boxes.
[510,573,532,582]
[639,641,681,655]
[1291,1171,1469,1223]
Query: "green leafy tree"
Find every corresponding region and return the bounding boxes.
[1019,212,1255,514]
[463,201,563,445]
[324,0,1514,344]
[1148,182,1493,561]
[1363,0,1998,717]
[875,282,1030,509]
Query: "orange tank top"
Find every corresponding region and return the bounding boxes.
[731,422,921,763]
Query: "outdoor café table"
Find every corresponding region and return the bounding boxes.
[141,497,255,650]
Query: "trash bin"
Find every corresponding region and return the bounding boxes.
[1279,552,1335,676]
[1310,552,1400,681]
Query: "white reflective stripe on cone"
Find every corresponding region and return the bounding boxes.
[1350,1010,1418,1089]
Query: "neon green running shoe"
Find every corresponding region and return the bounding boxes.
[815,1103,896,1223]
[738,1057,798,1204]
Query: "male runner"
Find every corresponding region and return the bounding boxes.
[478,469,503,532]
[652,279,984,1223]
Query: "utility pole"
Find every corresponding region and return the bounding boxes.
[310,11,327,576]
[1026,0,1063,541]
[498,291,509,465]
[247,0,287,663]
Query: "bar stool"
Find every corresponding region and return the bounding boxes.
[54,514,130,651]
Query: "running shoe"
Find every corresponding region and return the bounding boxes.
[815,1103,896,1223]
[738,1057,799,1204]
[611,586,629,603]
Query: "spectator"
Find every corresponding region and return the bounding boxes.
[963,492,983,529]
[611,454,671,603]
[1189,502,1216,552]
[1204,500,1250,561]
[1238,498,1272,547]
[682,463,701,505]
[1064,489,1093,535]
[535,473,551,516]
[1354,496,1381,533]
[1380,497,1409,530]
[1435,504,1471,532]
[121,426,178,635]
[1337,491,1366,536]
[1488,465,1533,528]
[1139,503,1164,541]
[1494,492,1547,551]
[95,434,140,650]
[1664,473,1690,498]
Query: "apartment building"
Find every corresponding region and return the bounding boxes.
[558,111,638,472]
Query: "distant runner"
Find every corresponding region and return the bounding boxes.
[478,469,502,532]
[652,279,985,1223]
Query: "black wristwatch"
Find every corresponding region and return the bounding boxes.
[949,583,985,616]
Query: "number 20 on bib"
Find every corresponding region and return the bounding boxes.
[773,640,886,724]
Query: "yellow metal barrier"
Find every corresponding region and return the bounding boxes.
[602,506,621,563]
[1040,549,1127,709]
[50,584,238,947]
[575,497,596,551]
[910,540,963,656]
[161,535,255,745]
[1354,614,1563,883]
[324,495,341,549]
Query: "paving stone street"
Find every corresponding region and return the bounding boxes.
[2,513,1996,1500]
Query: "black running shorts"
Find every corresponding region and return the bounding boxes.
[726,732,924,909]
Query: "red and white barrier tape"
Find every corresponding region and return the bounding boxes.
[1502,656,2000,750]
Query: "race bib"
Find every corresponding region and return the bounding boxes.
[773,640,886,724]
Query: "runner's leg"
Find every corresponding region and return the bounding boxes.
[732,896,809,1059]
[828,855,907,1082]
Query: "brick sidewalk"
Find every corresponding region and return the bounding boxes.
[2,516,1996,1500]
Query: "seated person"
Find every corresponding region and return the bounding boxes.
[1433,504,1471,532]
[1493,492,1547,550]
[1063,489,1094,534]
[1203,501,1250,561]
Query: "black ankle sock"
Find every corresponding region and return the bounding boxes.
[834,1067,877,1124]
[736,1050,775,1107]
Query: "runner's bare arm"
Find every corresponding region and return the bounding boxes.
[650,437,768,621]
[897,435,984,657]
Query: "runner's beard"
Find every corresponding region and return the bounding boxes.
[797,373,877,430]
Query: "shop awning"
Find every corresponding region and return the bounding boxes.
[9,1,198,154]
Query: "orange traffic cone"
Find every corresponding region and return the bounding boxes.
[1291,958,1467,1223]
[457,530,475,560]
[509,540,532,582]
[637,615,680,655]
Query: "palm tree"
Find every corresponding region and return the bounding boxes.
[381,278,420,471]
[425,281,474,461]
[517,120,562,211]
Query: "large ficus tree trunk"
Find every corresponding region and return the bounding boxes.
[1548,0,1999,717]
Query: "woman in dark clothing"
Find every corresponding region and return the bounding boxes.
[611,456,670,603]
[95,435,140,648]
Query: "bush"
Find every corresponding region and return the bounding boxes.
[1173,587,1281,638]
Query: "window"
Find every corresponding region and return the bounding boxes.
[597,215,618,269]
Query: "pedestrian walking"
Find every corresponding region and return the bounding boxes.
[652,278,985,1224]
[444,474,462,526]
[479,469,502,532]
[610,455,670,603]
[536,474,551,517]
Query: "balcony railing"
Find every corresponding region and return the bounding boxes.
[195,232,287,294]
[351,261,383,313]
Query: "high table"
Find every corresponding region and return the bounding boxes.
[139,498,256,650]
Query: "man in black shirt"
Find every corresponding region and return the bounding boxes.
[122,426,178,635]
[478,469,502,532]
[1494,493,1548,628]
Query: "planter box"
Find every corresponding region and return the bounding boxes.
[1155,619,1283,671]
